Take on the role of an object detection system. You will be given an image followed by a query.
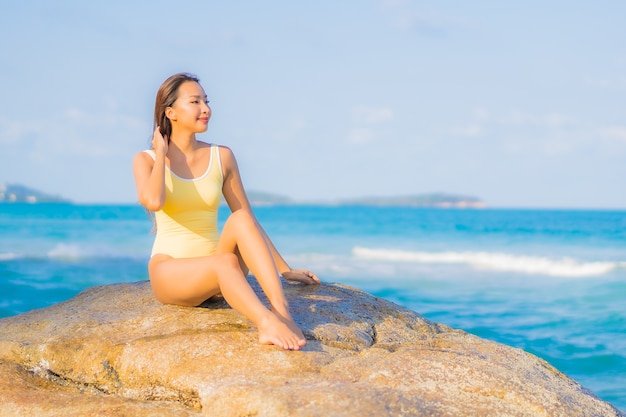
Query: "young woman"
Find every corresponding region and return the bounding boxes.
[133,73,320,351]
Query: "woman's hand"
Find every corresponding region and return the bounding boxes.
[152,127,168,155]
[282,269,321,285]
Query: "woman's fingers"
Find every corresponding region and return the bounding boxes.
[283,270,321,285]
[152,126,168,153]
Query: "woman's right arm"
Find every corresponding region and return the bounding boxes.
[132,128,168,211]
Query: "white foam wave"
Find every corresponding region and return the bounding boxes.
[0,252,18,261]
[352,247,624,278]
[43,242,149,261]
[47,243,84,260]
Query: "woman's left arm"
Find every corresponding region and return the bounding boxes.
[220,146,320,285]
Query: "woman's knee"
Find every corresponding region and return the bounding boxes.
[214,252,242,274]
[224,209,255,231]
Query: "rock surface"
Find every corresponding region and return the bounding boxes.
[0,280,622,417]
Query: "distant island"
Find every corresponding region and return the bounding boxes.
[0,183,70,203]
[245,191,486,208]
[337,193,486,208]
[0,183,486,208]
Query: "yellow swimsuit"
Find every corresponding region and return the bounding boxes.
[144,145,223,258]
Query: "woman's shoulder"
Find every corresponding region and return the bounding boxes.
[133,149,156,163]
[213,144,235,157]
[197,141,232,154]
[213,145,237,173]
[132,150,156,174]
[198,141,230,150]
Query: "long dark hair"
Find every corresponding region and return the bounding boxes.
[147,73,200,228]
[153,72,200,142]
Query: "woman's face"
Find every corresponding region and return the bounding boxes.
[168,81,211,134]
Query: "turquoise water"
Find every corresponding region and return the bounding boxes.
[1,203,624,411]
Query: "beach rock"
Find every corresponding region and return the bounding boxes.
[0,280,622,417]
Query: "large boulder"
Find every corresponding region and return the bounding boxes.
[0,280,622,417]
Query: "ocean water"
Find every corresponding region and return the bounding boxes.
[0,203,624,411]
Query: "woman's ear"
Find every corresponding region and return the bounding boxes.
[165,107,177,122]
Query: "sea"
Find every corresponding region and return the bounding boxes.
[0,203,624,411]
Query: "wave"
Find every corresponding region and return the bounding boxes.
[0,252,18,261]
[352,247,625,278]
[45,242,149,261]
[47,243,84,260]
[0,243,149,262]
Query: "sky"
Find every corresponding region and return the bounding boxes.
[0,1,624,208]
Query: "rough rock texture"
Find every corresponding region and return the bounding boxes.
[0,280,622,417]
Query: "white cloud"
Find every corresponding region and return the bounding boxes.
[473,107,490,122]
[583,77,611,88]
[1,106,147,161]
[352,106,393,124]
[446,107,621,157]
[379,0,469,35]
[543,113,575,129]
[501,110,540,126]
[380,0,409,9]
[0,117,43,145]
[348,127,375,144]
[451,107,488,137]
[583,76,626,90]
[219,29,246,46]
[268,117,309,144]
[452,124,483,138]
[599,126,626,142]
[347,106,394,145]
[63,106,144,130]
[65,107,84,120]
[500,110,574,129]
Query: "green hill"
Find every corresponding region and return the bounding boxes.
[0,183,485,208]
[242,191,486,208]
[0,183,70,203]
[340,193,486,208]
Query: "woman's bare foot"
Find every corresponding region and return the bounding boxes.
[270,301,305,336]
[272,309,306,341]
[257,312,306,350]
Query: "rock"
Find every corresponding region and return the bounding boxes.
[0,280,622,417]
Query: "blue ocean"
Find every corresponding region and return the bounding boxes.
[1,203,624,411]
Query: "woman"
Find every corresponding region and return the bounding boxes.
[133,73,320,351]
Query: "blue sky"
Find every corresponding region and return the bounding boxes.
[0,1,624,208]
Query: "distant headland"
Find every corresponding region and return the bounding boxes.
[0,182,486,208]
[244,191,487,208]
[334,193,486,208]
[0,183,70,203]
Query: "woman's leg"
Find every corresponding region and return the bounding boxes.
[217,210,287,312]
[149,253,304,350]
[216,209,302,334]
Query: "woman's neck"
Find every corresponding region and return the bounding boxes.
[168,131,197,155]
